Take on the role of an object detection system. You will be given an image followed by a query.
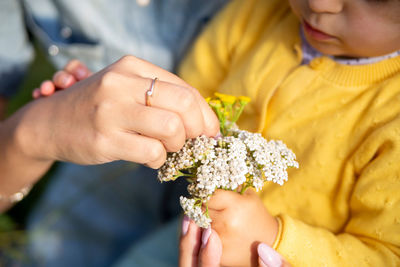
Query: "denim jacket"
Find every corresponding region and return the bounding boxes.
[0,0,227,98]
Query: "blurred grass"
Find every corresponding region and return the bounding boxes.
[3,42,57,228]
[6,43,55,116]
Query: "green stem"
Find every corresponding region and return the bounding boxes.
[231,104,246,123]
[205,202,210,218]
[240,183,251,194]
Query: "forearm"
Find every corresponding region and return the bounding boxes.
[0,103,53,212]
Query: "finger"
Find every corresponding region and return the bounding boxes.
[110,131,167,168]
[115,56,220,137]
[198,228,222,267]
[259,258,268,267]
[64,59,92,80]
[115,75,206,139]
[143,78,205,139]
[179,217,202,267]
[32,88,41,99]
[193,90,220,137]
[257,243,284,267]
[40,80,56,96]
[122,105,186,152]
[207,209,225,228]
[52,70,77,89]
[282,260,292,267]
[208,189,240,210]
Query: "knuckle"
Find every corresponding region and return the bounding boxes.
[117,55,137,66]
[177,89,196,111]
[147,160,164,169]
[186,124,202,139]
[145,142,166,166]
[225,211,241,231]
[206,116,220,136]
[99,71,120,90]
[166,139,185,153]
[162,114,183,138]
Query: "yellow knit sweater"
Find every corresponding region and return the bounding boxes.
[178,0,400,266]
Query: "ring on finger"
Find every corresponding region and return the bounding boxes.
[145,77,158,107]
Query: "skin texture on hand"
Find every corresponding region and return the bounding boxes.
[179,215,291,267]
[207,189,279,267]
[179,216,223,267]
[0,56,220,211]
[18,56,220,168]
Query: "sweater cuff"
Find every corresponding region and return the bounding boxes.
[272,215,283,250]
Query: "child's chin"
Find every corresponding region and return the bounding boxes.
[307,41,348,57]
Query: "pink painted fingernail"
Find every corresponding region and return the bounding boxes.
[75,67,87,80]
[62,74,73,86]
[40,81,55,96]
[182,215,190,236]
[258,243,282,267]
[32,88,41,99]
[201,227,212,247]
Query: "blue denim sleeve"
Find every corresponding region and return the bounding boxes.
[0,0,34,98]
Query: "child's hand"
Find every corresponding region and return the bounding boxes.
[179,215,291,267]
[208,189,279,267]
[33,59,91,98]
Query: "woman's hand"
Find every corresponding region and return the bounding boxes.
[0,55,220,202]
[179,215,292,267]
[19,55,219,168]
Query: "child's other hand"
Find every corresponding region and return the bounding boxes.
[208,189,279,267]
[33,59,91,99]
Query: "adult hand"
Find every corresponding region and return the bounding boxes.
[179,216,222,267]
[179,216,292,267]
[15,55,220,168]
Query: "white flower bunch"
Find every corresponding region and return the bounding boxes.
[157,93,299,228]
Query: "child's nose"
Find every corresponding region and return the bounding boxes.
[308,0,344,14]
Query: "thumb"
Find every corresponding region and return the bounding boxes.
[258,243,292,267]
[198,227,223,267]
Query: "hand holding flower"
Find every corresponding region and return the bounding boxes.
[179,214,292,267]
[208,189,278,267]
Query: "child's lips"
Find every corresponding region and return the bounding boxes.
[303,20,335,41]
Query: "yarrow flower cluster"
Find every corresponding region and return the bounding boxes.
[158,93,299,228]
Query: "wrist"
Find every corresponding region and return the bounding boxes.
[0,103,54,185]
[271,216,283,249]
[11,100,55,162]
[267,216,280,247]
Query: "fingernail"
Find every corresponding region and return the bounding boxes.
[182,215,190,236]
[62,75,73,85]
[40,81,54,95]
[76,67,87,80]
[214,132,222,139]
[258,243,282,267]
[201,227,212,247]
[32,88,41,99]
